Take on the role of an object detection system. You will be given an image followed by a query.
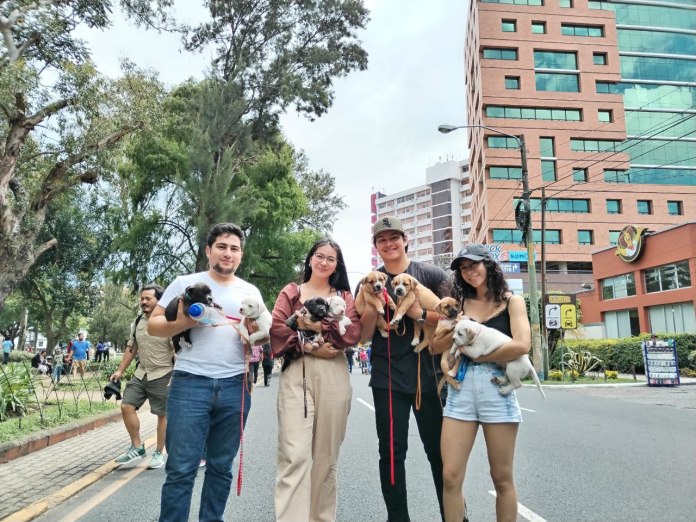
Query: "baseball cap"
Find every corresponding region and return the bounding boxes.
[372,216,405,240]
[450,243,492,270]
[104,380,122,401]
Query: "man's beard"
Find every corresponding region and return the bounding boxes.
[212,262,236,276]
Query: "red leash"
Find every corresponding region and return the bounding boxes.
[236,330,253,496]
[382,288,395,486]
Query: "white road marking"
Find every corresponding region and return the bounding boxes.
[520,407,537,413]
[488,490,547,522]
[357,398,375,411]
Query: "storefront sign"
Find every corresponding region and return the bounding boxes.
[642,340,680,386]
[615,225,647,263]
[500,262,521,273]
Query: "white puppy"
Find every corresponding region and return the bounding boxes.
[451,318,545,399]
[238,295,272,346]
[327,295,352,335]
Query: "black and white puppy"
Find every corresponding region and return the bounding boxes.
[285,296,330,348]
[164,283,220,352]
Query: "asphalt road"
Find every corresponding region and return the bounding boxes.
[36,371,696,522]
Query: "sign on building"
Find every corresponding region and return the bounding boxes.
[500,262,521,273]
[545,294,577,330]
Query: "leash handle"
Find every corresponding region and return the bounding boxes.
[382,288,395,486]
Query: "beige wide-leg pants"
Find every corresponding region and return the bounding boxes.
[275,353,352,522]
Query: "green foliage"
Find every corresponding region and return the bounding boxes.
[89,286,139,349]
[550,333,696,372]
[548,370,563,381]
[0,364,33,421]
[604,370,618,379]
[688,350,696,370]
[100,359,136,382]
[561,349,603,376]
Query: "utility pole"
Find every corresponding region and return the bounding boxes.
[518,135,542,374]
[540,186,549,380]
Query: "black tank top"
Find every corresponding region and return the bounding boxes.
[481,298,512,337]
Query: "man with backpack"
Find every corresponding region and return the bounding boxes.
[110,284,175,470]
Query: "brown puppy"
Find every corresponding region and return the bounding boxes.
[390,273,441,352]
[355,271,397,337]
[434,297,460,342]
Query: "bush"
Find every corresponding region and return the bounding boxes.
[550,333,695,372]
[604,370,618,379]
[548,370,563,381]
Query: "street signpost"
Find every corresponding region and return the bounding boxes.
[545,294,576,330]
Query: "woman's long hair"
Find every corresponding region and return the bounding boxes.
[300,239,352,293]
[452,257,509,303]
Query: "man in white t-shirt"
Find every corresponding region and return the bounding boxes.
[148,223,263,522]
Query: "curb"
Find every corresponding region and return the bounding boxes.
[0,409,123,464]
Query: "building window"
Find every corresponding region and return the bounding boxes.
[516,197,590,213]
[573,168,588,182]
[540,137,555,158]
[482,0,543,4]
[596,81,617,94]
[593,52,607,65]
[502,20,517,33]
[606,199,622,214]
[604,169,630,183]
[571,139,622,152]
[487,136,519,149]
[559,0,573,7]
[644,260,691,293]
[598,110,613,123]
[531,22,546,34]
[609,230,620,244]
[492,229,561,244]
[489,166,523,180]
[562,24,604,37]
[483,48,518,60]
[504,76,520,89]
[667,201,683,215]
[637,200,652,215]
[578,230,594,245]
[486,105,581,121]
[534,50,578,70]
[648,302,696,335]
[601,273,636,300]
[535,73,580,92]
[604,309,640,338]
[541,160,556,182]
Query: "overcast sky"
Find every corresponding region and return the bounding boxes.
[81,0,469,289]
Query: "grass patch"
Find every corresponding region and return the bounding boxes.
[0,401,119,443]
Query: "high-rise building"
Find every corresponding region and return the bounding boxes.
[464,0,696,286]
[372,160,470,270]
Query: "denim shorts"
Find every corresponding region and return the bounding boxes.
[443,362,522,423]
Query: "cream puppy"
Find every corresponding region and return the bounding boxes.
[238,295,272,346]
[451,318,545,399]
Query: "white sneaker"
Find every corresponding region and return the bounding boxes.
[148,450,165,469]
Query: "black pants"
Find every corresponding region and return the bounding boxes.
[372,387,445,522]
[262,363,273,386]
[249,361,260,384]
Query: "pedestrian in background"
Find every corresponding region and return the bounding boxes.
[271,238,360,522]
[70,332,90,378]
[248,344,262,388]
[2,337,12,365]
[148,223,263,522]
[110,284,175,471]
[345,346,355,373]
[261,343,274,387]
[431,244,531,522]
[95,339,105,363]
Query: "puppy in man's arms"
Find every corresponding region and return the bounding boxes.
[390,273,441,352]
[238,295,272,346]
[354,271,396,338]
[450,318,545,398]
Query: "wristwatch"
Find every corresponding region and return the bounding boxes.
[416,309,427,324]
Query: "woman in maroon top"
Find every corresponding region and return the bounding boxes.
[270,239,361,522]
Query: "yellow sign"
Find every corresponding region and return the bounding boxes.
[548,295,573,304]
[561,304,577,329]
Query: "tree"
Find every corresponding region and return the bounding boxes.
[89,284,139,350]
[0,0,172,309]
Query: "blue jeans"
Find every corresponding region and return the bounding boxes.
[160,371,250,522]
[52,364,63,382]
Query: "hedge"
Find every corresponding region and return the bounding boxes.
[549,333,695,373]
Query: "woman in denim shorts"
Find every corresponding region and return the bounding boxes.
[432,243,532,522]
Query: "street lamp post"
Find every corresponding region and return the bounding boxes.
[438,124,544,377]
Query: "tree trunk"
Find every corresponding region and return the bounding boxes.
[0,231,56,310]
[17,307,28,350]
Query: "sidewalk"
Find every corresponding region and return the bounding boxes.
[0,406,159,521]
